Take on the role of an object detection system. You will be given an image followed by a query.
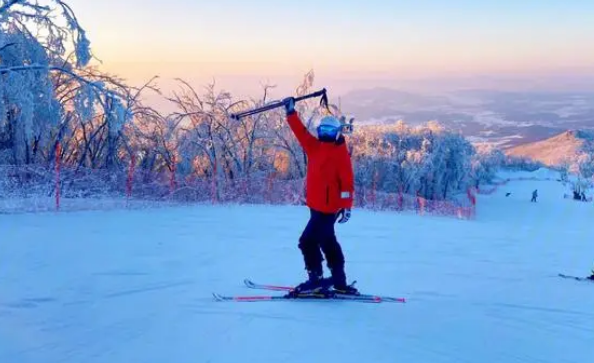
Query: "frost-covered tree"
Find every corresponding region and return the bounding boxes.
[346,120,476,201]
[577,131,594,182]
[0,0,88,164]
[471,144,506,186]
[503,155,544,171]
[0,0,135,167]
[0,25,59,164]
[577,153,594,180]
[166,80,243,182]
[161,70,332,184]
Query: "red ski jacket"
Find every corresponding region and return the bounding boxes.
[287,112,354,214]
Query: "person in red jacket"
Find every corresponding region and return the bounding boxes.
[283,97,358,295]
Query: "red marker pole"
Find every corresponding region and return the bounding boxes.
[127,154,136,201]
[55,142,61,211]
[170,155,177,194]
[212,160,217,204]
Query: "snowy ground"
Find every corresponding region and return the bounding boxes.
[0,196,180,214]
[2,170,594,363]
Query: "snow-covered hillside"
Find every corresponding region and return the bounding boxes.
[1,170,594,363]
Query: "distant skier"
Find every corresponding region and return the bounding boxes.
[531,189,538,202]
[282,96,358,296]
[573,190,581,200]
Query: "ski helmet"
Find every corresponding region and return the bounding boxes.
[316,116,342,141]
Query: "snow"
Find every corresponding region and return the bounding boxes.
[0,196,179,214]
[497,167,561,181]
[467,134,524,148]
[2,170,594,363]
[471,111,535,127]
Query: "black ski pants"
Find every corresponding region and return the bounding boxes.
[298,208,346,285]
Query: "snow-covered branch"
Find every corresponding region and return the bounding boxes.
[0,0,27,14]
[0,42,16,52]
[0,65,119,96]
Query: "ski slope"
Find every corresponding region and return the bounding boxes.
[2,170,594,363]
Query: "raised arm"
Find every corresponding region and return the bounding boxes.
[285,99,317,154]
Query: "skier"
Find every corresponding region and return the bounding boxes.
[531,189,538,202]
[589,269,594,280]
[282,96,359,296]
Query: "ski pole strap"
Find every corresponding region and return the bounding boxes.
[320,90,329,111]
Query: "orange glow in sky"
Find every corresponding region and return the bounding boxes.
[62,0,594,98]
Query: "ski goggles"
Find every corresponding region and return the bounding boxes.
[317,124,340,139]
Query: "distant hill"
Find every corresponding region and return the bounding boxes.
[505,130,594,168]
[339,87,594,148]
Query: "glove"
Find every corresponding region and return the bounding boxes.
[336,208,351,224]
[283,97,295,115]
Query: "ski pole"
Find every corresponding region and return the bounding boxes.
[230,88,328,120]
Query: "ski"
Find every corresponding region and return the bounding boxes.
[558,273,594,282]
[212,292,382,303]
[243,279,293,291]
[243,278,406,303]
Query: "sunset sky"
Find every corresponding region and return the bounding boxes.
[65,0,594,98]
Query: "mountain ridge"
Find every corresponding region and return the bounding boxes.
[505,129,594,168]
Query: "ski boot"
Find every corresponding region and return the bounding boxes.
[286,270,333,298]
[332,281,360,296]
[329,267,360,295]
[588,270,594,280]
